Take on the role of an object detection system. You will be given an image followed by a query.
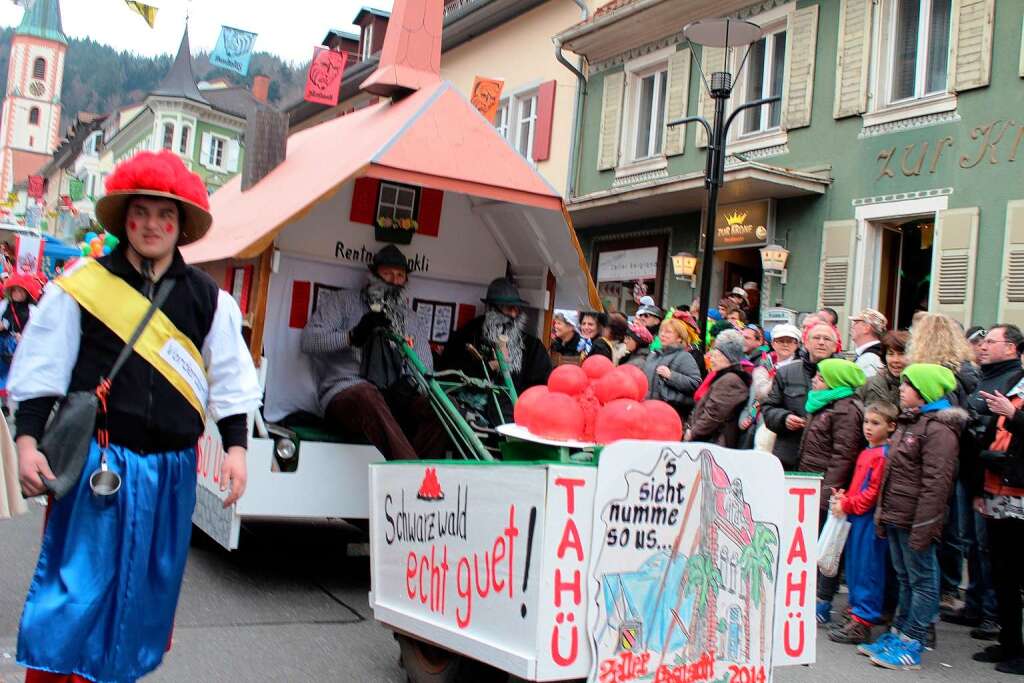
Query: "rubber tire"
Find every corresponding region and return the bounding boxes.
[396,634,465,683]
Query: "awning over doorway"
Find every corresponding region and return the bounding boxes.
[567,161,831,228]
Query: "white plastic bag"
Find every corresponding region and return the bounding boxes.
[817,509,851,578]
[753,422,777,452]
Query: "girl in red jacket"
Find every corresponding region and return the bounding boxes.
[829,401,898,644]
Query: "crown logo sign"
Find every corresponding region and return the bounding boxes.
[724,211,748,226]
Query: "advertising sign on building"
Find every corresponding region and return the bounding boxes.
[715,200,771,250]
[596,247,659,283]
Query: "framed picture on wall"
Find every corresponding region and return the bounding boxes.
[413,298,456,343]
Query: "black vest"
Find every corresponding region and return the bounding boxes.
[67,247,219,452]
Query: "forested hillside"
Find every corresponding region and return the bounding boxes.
[0,27,306,128]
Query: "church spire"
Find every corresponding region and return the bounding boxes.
[16,0,67,45]
[152,27,208,105]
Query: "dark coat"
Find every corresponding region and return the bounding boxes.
[859,368,900,408]
[587,337,613,360]
[798,395,865,510]
[762,357,819,470]
[439,315,551,393]
[688,366,752,447]
[643,344,702,409]
[962,359,1024,495]
[623,348,650,369]
[876,405,967,550]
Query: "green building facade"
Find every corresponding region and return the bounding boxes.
[557,0,1022,338]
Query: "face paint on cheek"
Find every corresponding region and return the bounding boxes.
[128,220,137,232]
[164,223,174,234]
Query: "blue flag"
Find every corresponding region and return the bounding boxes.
[210,25,258,76]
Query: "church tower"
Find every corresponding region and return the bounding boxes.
[0,0,67,194]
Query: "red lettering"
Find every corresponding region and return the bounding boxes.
[419,553,430,605]
[784,616,805,657]
[786,526,807,564]
[789,487,816,524]
[456,556,472,628]
[473,552,491,598]
[555,477,586,513]
[492,535,506,594]
[550,619,579,666]
[785,569,807,608]
[554,569,581,607]
[557,518,584,562]
[406,552,417,600]
[598,651,651,683]
[504,505,519,599]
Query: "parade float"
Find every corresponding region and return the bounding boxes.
[183,1,820,680]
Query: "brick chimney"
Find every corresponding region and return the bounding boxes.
[251,74,271,103]
[242,105,288,192]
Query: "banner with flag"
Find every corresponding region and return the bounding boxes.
[124,1,158,28]
[210,25,258,76]
[68,176,85,202]
[24,203,41,228]
[470,76,504,124]
[27,175,43,200]
[14,234,43,274]
[303,47,348,107]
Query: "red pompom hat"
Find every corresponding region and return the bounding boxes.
[95,150,212,246]
[4,272,44,302]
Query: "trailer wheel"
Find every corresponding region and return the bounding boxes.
[396,634,465,683]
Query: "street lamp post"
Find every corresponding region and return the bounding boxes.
[668,19,781,352]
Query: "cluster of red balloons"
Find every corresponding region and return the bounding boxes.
[513,355,683,444]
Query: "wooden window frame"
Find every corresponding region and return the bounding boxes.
[590,233,670,306]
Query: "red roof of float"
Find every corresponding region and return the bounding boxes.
[183,80,563,264]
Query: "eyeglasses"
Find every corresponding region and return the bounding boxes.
[980,337,1013,346]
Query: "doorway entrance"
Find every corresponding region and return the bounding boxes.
[876,217,934,330]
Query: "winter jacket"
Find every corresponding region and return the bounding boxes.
[962,359,1024,495]
[797,395,865,510]
[762,357,820,470]
[439,315,552,393]
[982,400,1024,495]
[840,445,888,516]
[876,405,967,550]
[858,368,900,408]
[688,365,752,447]
[643,344,702,410]
[623,348,650,369]
[587,337,614,361]
[855,342,885,378]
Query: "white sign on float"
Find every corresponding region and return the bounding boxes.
[586,442,787,683]
[596,247,659,283]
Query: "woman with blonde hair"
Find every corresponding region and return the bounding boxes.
[907,312,979,404]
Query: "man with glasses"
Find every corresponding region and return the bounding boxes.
[947,325,1024,640]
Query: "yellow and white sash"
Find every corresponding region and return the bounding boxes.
[57,260,208,420]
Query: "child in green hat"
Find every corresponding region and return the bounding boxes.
[799,358,868,625]
[865,363,966,670]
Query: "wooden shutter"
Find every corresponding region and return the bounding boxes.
[416,188,443,237]
[833,0,873,119]
[696,46,725,148]
[950,0,995,92]
[597,71,625,171]
[532,80,557,163]
[929,207,979,325]
[998,201,1024,326]
[349,177,380,225]
[818,220,858,336]
[199,132,212,169]
[225,140,240,172]
[663,49,690,157]
[782,5,818,130]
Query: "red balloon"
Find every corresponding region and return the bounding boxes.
[593,368,639,405]
[547,364,590,396]
[594,399,648,444]
[576,385,601,442]
[643,400,684,441]
[531,392,585,441]
[513,385,549,429]
[582,354,614,380]
[618,364,650,401]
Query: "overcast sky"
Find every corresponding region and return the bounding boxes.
[0,0,395,65]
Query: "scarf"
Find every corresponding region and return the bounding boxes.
[482,308,527,374]
[805,386,854,414]
[363,274,407,333]
[576,336,593,355]
[920,397,951,414]
[694,370,717,402]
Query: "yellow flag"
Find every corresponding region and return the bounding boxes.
[124,1,158,28]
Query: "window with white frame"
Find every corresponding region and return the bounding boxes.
[377,181,418,220]
[361,24,374,60]
[162,122,175,150]
[882,0,952,106]
[179,125,192,155]
[207,136,226,168]
[84,131,100,156]
[629,67,668,160]
[738,26,787,135]
[494,102,510,141]
[493,92,538,160]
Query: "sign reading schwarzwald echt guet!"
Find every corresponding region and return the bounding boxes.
[715,200,770,250]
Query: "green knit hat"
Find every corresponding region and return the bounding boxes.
[817,358,866,390]
[901,363,956,404]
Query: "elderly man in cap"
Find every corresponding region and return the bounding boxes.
[301,244,444,461]
[440,278,552,393]
[9,150,262,682]
[850,308,888,378]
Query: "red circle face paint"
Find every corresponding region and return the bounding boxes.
[164,223,174,234]
[128,220,137,232]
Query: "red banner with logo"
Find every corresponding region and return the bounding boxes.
[27,175,44,200]
[304,47,348,107]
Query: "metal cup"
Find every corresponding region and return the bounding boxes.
[89,453,121,499]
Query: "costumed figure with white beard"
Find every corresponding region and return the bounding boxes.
[301,245,445,460]
[439,278,552,425]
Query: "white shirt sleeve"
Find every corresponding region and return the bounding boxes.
[202,290,262,422]
[8,283,81,402]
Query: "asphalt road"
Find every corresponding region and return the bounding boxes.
[0,503,1017,682]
